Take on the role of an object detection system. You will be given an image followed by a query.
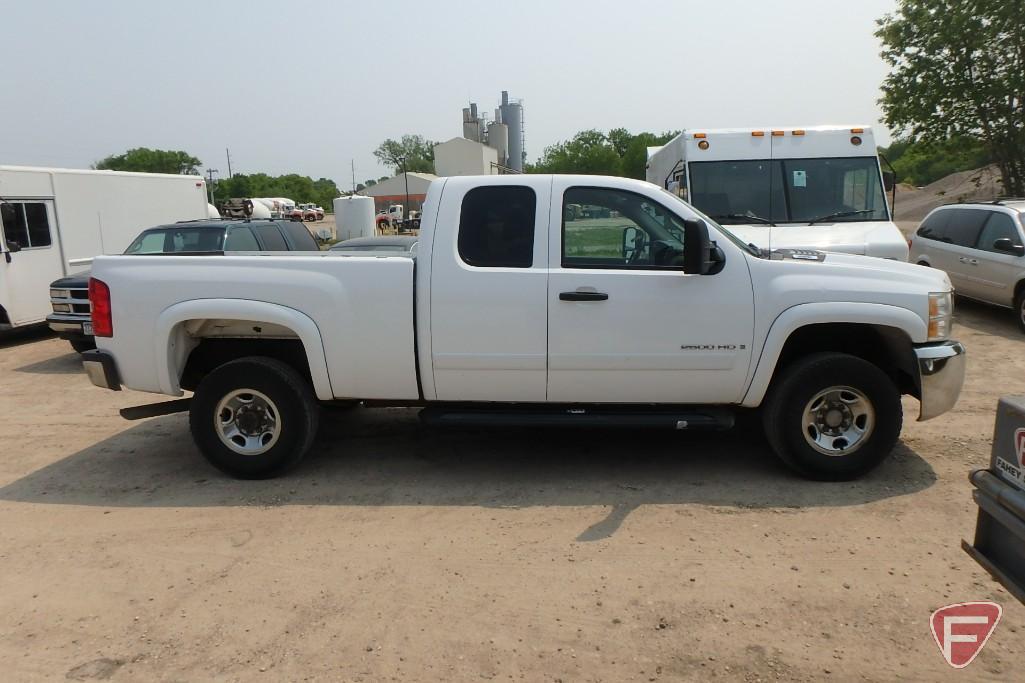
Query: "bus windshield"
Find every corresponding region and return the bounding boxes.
[688,156,889,225]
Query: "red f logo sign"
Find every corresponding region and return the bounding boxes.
[930,602,1002,668]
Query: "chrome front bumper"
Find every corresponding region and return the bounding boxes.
[914,340,966,421]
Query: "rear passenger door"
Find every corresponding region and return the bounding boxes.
[969,211,1024,306]
[428,178,551,401]
[936,208,989,296]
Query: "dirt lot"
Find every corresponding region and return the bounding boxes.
[1,300,1023,682]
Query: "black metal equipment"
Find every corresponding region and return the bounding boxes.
[963,396,1025,604]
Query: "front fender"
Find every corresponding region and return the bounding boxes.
[741,302,927,407]
[154,299,333,400]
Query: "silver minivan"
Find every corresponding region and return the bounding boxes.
[909,200,1025,332]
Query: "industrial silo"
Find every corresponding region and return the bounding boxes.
[487,122,509,169]
[498,91,524,172]
[333,195,376,240]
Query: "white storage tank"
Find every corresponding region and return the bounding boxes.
[487,122,509,168]
[333,195,376,240]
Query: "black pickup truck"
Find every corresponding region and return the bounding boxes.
[47,218,319,353]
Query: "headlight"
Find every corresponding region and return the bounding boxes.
[928,291,953,341]
[50,288,69,299]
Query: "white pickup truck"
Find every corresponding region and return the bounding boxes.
[82,175,966,480]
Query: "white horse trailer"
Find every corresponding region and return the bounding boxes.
[0,165,209,330]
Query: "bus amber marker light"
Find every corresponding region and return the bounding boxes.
[929,602,1001,668]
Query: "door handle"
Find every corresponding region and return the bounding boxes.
[559,291,609,302]
[959,257,978,265]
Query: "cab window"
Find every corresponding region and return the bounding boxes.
[458,186,535,268]
[562,187,686,269]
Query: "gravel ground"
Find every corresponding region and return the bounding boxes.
[1,297,1023,682]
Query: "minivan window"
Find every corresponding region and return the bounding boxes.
[976,212,1020,253]
[917,209,953,242]
[947,209,989,248]
[458,186,536,268]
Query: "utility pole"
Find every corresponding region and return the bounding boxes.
[225,148,233,178]
[205,168,219,205]
[399,156,409,231]
[351,159,356,194]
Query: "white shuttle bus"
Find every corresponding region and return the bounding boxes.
[0,166,210,331]
[646,126,907,260]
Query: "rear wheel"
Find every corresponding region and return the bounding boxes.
[762,352,902,480]
[189,356,319,479]
[1014,288,1025,334]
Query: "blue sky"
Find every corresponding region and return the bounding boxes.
[0,0,897,187]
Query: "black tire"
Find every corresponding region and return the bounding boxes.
[189,356,319,479]
[762,352,902,481]
[70,338,96,354]
[1014,288,1025,334]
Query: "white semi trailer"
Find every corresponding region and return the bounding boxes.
[0,165,210,331]
[646,126,906,259]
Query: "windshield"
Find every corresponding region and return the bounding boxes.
[659,190,762,257]
[688,156,889,224]
[124,228,225,254]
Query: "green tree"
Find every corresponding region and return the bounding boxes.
[95,147,202,175]
[531,129,678,179]
[374,135,435,174]
[876,0,1025,195]
[878,136,993,186]
[213,173,339,209]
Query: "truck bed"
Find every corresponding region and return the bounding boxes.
[91,252,419,400]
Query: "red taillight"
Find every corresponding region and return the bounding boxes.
[89,277,113,337]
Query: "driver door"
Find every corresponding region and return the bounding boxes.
[546,180,755,403]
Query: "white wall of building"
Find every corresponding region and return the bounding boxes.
[434,137,499,177]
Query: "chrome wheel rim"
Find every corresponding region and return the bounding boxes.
[1019,297,1025,327]
[801,386,874,456]
[215,389,281,456]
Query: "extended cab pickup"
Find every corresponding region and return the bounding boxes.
[82,175,967,480]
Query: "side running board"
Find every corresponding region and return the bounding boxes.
[418,405,734,430]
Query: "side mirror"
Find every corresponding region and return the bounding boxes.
[682,218,713,274]
[882,170,896,192]
[993,237,1025,256]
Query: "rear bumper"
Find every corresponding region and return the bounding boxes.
[913,340,966,421]
[46,314,91,340]
[82,350,121,391]
[963,469,1025,604]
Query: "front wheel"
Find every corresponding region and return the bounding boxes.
[1014,289,1025,334]
[762,352,902,480]
[189,356,320,479]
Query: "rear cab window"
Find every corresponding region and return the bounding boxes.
[457,186,536,267]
